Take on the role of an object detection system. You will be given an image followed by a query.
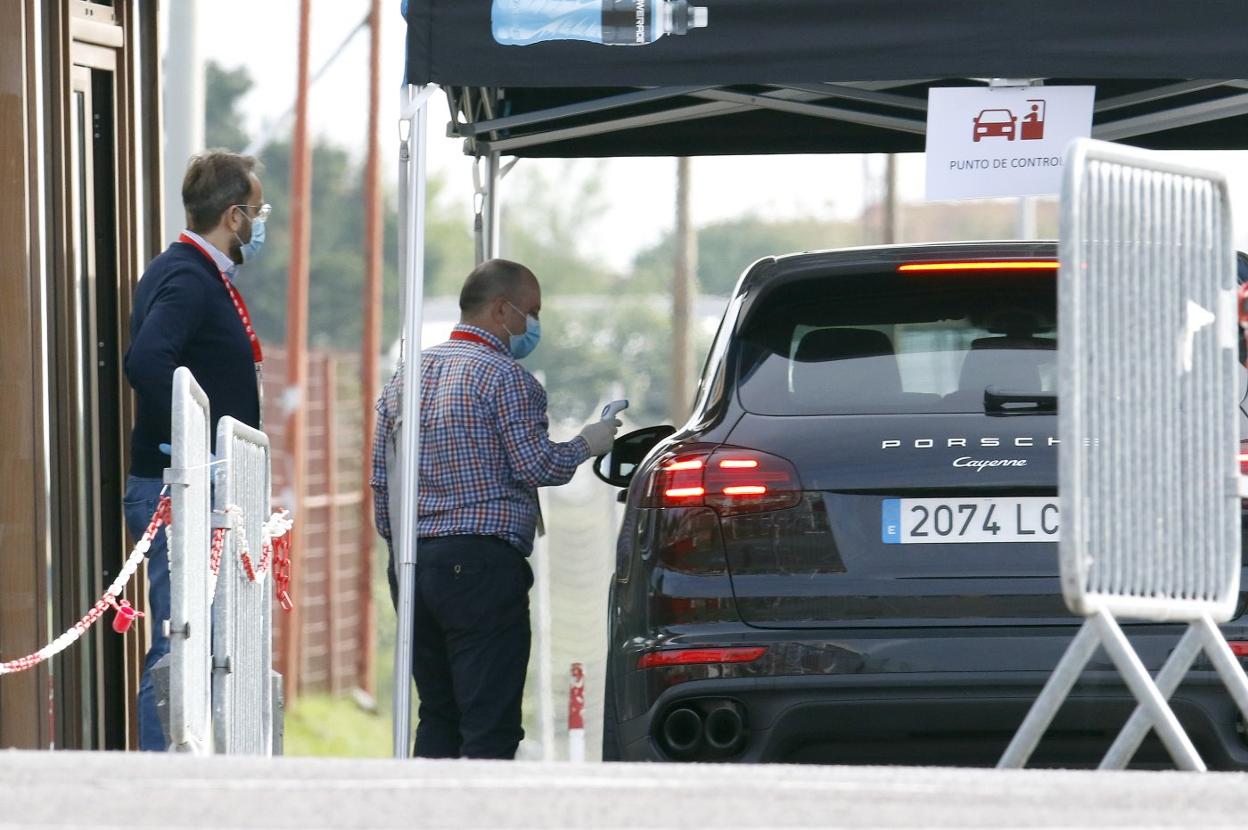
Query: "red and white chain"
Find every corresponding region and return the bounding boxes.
[220,505,294,610]
[0,497,296,676]
[0,496,170,676]
[265,510,295,612]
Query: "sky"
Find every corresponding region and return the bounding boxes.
[189,1,898,272]
[190,1,1248,273]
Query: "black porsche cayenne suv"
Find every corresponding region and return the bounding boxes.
[597,241,1248,768]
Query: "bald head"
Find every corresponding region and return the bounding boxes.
[458,259,542,346]
[459,259,537,316]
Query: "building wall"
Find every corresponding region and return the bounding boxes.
[0,0,161,750]
[0,0,51,751]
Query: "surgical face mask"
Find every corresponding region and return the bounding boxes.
[504,301,541,359]
[234,205,270,263]
[235,212,266,265]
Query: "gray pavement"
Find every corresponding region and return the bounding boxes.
[2,751,1247,829]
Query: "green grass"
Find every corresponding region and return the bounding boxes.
[283,694,392,757]
[282,539,399,758]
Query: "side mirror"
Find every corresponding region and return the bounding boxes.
[593,425,677,489]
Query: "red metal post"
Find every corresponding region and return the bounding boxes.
[568,663,585,730]
[568,662,586,762]
[323,355,340,694]
[282,0,313,703]
[357,0,383,699]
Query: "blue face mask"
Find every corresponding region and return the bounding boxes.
[236,211,266,265]
[504,301,541,359]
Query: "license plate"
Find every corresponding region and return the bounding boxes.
[881,497,1059,544]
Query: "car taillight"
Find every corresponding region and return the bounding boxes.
[1228,641,1248,658]
[898,260,1058,273]
[636,646,767,669]
[645,448,802,516]
[656,456,706,501]
[1239,441,1248,510]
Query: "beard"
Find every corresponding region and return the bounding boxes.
[228,236,245,266]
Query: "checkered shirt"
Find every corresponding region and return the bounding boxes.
[369,324,590,555]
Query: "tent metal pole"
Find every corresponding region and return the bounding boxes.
[452,78,930,144]
[1094,92,1248,141]
[1094,80,1224,113]
[393,83,429,759]
[473,157,486,265]
[458,86,708,136]
[689,89,927,133]
[475,85,925,154]
[484,152,501,260]
[479,100,742,153]
[773,83,929,113]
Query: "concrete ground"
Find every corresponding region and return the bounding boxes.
[2,751,1246,829]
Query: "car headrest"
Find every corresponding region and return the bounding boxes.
[970,335,1056,351]
[791,327,902,403]
[958,336,1054,395]
[795,327,895,363]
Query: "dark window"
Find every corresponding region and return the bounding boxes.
[735,271,1057,415]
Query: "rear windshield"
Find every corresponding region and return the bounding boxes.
[735,270,1057,415]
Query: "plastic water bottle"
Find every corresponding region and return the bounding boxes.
[492,0,709,47]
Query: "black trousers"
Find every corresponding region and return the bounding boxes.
[390,534,533,759]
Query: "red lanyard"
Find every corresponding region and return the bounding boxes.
[178,233,263,364]
[450,329,505,354]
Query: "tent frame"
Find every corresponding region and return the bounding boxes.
[393,83,429,758]
[445,78,1248,157]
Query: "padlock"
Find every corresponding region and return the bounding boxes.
[112,600,143,634]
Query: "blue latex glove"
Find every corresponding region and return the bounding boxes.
[159,443,216,461]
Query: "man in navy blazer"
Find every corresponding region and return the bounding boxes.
[123,151,269,750]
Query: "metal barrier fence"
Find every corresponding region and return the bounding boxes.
[166,367,214,753]
[1000,138,1248,771]
[166,369,284,755]
[212,417,275,755]
[1059,142,1240,621]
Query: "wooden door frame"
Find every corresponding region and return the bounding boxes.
[8,0,158,750]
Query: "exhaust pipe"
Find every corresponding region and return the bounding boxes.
[703,701,745,754]
[661,707,704,757]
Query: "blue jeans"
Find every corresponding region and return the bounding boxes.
[123,475,170,751]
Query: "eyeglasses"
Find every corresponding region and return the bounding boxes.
[233,203,272,222]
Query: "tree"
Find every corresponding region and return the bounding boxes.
[523,298,704,429]
[204,63,251,151]
[498,160,619,294]
[202,61,474,350]
[204,64,717,427]
[491,160,716,427]
[629,215,863,296]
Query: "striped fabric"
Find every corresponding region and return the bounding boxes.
[370,324,589,555]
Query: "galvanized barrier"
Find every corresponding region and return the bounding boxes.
[212,416,275,755]
[166,367,214,753]
[1000,138,1248,771]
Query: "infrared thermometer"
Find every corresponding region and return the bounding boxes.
[600,399,629,421]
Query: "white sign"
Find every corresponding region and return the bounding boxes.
[925,86,1095,201]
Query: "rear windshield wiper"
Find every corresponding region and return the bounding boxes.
[984,387,1057,414]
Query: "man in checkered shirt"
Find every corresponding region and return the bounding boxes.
[371,259,620,759]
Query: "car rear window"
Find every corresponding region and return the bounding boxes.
[735,269,1057,415]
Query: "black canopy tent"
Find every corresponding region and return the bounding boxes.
[407,1,1248,158]
[389,0,1248,757]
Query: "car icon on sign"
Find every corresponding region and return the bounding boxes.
[973,108,1016,142]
